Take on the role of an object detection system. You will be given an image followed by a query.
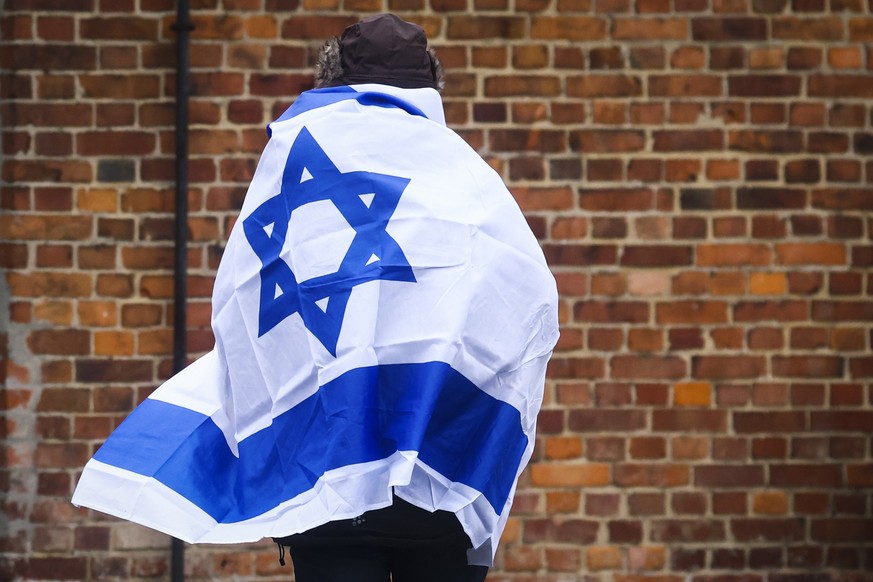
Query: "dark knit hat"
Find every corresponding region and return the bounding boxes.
[338,14,437,89]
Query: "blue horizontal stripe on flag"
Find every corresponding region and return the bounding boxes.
[93,362,527,523]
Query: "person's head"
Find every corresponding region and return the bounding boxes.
[315,13,444,92]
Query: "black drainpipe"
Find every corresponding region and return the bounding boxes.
[171,1,194,581]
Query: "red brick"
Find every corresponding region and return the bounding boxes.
[530,464,610,487]
[615,464,689,487]
[548,357,607,379]
[81,16,158,39]
[24,557,87,580]
[10,103,94,127]
[846,464,873,487]
[734,131,806,154]
[484,75,561,97]
[653,130,723,151]
[75,359,153,383]
[568,75,643,98]
[712,492,747,516]
[79,74,160,99]
[812,301,873,322]
[656,301,728,324]
[695,465,765,488]
[770,464,843,487]
[652,410,728,433]
[37,388,89,413]
[28,329,90,356]
[575,301,649,323]
[809,74,873,97]
[542,244,617,267]
[729,75,802,96]
[651,519,725,542]
[544,547,580,572]
[625,493,666,520]
[249,73,311,97]
[621,245,693,267]
[693,356,766,379]
[530,16,606,40]
[1,44,96,70]
[568,409,646,432]
[775,242,847,266]
[735,411,806,433]
[733,300,808,322]
[812,188,873,210]
[629,328,664,352]
[611,356,686,380]
[614,17,686,39]
[773,16,844,40]
[77,131,156,156]
[810,411,873,432]
[811,518,873,542]
[692,17,767,40]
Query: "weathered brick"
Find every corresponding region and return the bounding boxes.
[810,411,873,432]
[731,130,805,153]
[811,301,873,322]
[808,74,873,97]
[613,17,686,40]
[657,301,728,324]
[650,75,722,97]
[692,17,767,40]
[729,75,803,96]
[79,74,160,99]
[587,546,622,571]
[615,464,689,487]
[448,16,525,39]
[736,411,806,433]
[694,465,765,488]
[1,215,92,241]
[693,356,766,379]
[1,44,96,70]
[621,245,694,267]
[773,16,844,40]
[77,131,156,156]
[770,464,844,487]
[653,410,728,433]
[651,519,725,542]
[530,16,607,40]
[28,329,90,356]
[653,130,723,152]
[7,272,91,298]
[484,76,561,97]
[611,356,686,380]
[75,359,153,383]
[81,17,159,40]
[733,300,808,322]
[530,463,610,487]
[672,382,711,407]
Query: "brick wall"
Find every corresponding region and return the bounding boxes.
[1,0,872,580]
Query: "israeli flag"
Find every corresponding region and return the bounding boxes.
[72,84,559,565]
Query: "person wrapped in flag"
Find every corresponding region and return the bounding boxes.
[73,13,559,582]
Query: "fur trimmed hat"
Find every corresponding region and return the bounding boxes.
[315,14,444,91]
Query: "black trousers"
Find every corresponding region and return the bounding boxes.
[274,497,488,582]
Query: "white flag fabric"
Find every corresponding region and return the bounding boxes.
[72,84,559,565]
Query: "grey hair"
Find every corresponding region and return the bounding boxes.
[314,37,345,89]
[427,48,445,92]
[313,37,445,92]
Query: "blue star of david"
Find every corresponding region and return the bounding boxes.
[243,127,416,356]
